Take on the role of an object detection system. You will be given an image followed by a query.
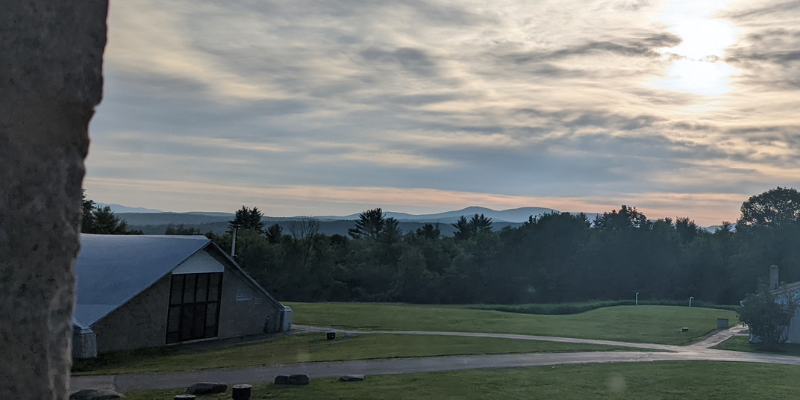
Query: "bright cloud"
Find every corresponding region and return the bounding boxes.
[86,0,800,226]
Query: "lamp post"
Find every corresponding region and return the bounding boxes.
[635,292,639,306]
[689,296,694,307]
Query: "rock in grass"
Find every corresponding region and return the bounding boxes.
[186,382,227,395]
[69,389,124,399]
[290,374,310,385]
[339,374,365,382]
[274,374,310,386]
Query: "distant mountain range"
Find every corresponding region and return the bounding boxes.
[107,204,725,235]
[318,206,561,223]
[114,206,576,236]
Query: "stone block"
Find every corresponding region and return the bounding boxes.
[339,374,365,382]
[274,374,310,385]
[69,389,124,399]
[186,382,228,395]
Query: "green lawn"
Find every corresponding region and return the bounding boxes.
[287,303,738,345]
[122,361,800,400]
[716,335,800,357]
[72,333,632,376]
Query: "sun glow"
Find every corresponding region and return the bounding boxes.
[652,0,738,96]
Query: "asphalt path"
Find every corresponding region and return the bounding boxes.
[72,324,800,394]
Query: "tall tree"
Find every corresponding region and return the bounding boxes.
[80,191,141,235]
[469,213,493,234]
[675,217,701,244]
[452,216,472,240]
[416,223,441,240]
[348,208,385,239]
[81,189,95,231]
[265,223,284,244]
[594,205,647,230]
[88,206,142,235]
[737,187,800,233]
[229,206,265,233]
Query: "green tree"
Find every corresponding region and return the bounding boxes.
[80,191,141,234]
[265,223,284,244]
[452,216,472,240]
[738,282,799,349]
[229,206,265,233]
[81,189,95,231]
[594,205,648,230]
[88,206,142,235]
[737,187,800,233]
[469,213,493,234]
[675,217,701,244]
[348,208,385,239]
[415,223,441,240]
[164,223,201,235]
[378,217,403,244]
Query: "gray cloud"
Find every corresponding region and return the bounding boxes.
[84,0,800,224]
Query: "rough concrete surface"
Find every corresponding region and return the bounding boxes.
[0,1,108,399]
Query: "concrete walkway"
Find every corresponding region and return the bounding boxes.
[293,324,748,352]
[74,324,798,394]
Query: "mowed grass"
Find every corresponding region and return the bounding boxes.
[287,303,738,345]
[716,335,800,357]
[122,361,800,400]
[72,333,631,376]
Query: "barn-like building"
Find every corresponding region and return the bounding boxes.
[72,234,291,358]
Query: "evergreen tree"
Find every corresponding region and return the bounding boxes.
[229,206,265,233]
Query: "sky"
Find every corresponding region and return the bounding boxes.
[85,0,800,226]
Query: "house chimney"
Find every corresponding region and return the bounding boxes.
[770,265,779,290]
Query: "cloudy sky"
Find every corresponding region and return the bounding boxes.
[85,0,800,225]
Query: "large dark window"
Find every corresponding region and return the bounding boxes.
[166,273,223,344]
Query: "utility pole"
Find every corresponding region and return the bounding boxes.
[231,223,241,259]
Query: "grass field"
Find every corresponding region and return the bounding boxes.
[716,336,800,357]
[288,303,738,345]
[122,361,800,400]
[72,333,632,375]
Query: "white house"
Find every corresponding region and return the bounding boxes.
[749,265,800,344]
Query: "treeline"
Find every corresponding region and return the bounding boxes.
[191,188,800,305]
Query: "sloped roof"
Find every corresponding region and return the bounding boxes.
[74,234,210,328]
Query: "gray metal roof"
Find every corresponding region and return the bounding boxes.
[73,234,210,328]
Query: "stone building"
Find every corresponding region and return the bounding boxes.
[72,234,291,358]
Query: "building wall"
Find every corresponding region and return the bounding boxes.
[217,267,283,337]
[91,247,284,354]
[92,274,171,353]
[787,307,800,344]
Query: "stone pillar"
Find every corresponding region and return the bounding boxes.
[0,1,108,399]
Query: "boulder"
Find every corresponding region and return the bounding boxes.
[274,374,310,386]
[290,374,310,385]
[69,389,124,399]
[339,374,365,382]
[186,382,228,395]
